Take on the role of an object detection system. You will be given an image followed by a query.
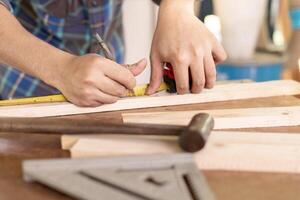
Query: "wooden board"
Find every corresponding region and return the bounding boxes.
[122,106,300,129]
[61,131,300,174]
[1,80,300,118]
[61,134,180,152]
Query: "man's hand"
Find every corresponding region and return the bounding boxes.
[0,4,147,107]
[147,0,227,95]
[55,54,147,107]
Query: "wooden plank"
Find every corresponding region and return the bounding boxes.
[62,131,300,173]
[61,135,178,150]
[122,106,300,129]
[1,80,300,118]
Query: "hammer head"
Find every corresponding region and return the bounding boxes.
[179,113,214,153]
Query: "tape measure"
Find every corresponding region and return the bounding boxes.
[0,82,168,106]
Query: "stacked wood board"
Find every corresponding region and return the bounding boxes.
[61,131,300,174]
[122,106,300,129]
[1,80,300,117]
[53,80,300,174]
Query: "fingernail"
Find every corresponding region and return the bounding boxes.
[139,58,147,65]
[121,90,128,97]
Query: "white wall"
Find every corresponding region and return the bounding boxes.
[123,0,158,84]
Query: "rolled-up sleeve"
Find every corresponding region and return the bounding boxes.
[0,0,13,12]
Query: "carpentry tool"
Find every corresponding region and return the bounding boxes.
[164,63,192,93]
[95,33,114,60]
[0,113,214,152]
[0,82,168,106]
[23,153,215,200]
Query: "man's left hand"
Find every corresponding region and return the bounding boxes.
[147,0,227,94]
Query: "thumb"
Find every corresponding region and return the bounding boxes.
[125,58,147,76]
[147,54,164,95]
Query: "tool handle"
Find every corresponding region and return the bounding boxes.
[0,117,184,135]
[163,63,192,93]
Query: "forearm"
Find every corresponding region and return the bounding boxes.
[0,5,74,88]
[159,0,195,13]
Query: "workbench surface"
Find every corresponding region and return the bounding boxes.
[1,96,300,200]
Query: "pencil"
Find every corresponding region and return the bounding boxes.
[95,33,114,61]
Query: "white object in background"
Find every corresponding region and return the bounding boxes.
[123,0,158,84]
[214,0,267,60]
[204,15,222,42]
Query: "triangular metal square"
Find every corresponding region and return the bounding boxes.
[23,154,215,200]
[82,168,191,200]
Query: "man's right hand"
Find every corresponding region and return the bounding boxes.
[55,54,147,107]
[0,5,146,107]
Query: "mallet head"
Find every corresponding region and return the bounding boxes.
[179,113,214,152]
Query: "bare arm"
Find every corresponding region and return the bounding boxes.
[0,5,72,87]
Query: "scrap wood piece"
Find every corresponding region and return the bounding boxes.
[62,131,300,174]
[195,131,300,173]
[70,136,180,158]
[61,134,179,151]
[0,80,300,118]
[122,106,300,129]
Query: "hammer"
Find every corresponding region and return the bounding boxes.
[0,113,214,152]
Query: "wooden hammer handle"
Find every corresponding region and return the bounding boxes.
[0,117,184,135]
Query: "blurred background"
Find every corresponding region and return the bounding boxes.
[123,0,300,84]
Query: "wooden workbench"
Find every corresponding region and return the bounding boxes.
[1,95,300,200]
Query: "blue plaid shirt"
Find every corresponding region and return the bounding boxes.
[0,0,127,99]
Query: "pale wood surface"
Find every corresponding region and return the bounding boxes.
[61,131,300,174]
[3,96,300,200]
[1,80,300,118]
[122,105,300,129]
[61,135,178,150]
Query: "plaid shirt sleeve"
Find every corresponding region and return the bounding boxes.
[0,0,13,12]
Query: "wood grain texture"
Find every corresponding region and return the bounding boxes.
[1,80,300,118]
[3,95,300,200]
[122,106,300,129]
[62,131,300,174]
